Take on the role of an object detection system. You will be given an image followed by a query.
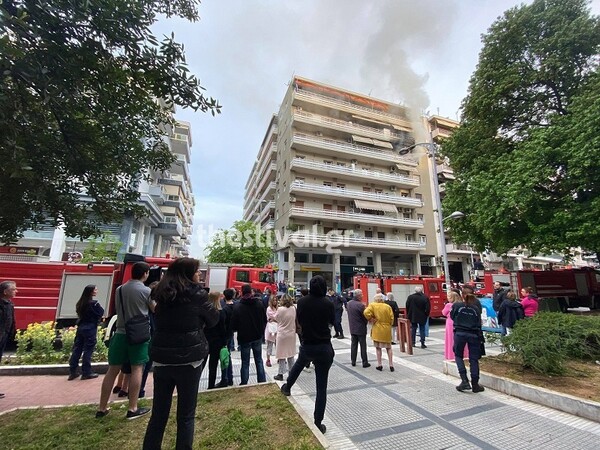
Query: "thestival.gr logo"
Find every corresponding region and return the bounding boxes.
[195,224,352,254]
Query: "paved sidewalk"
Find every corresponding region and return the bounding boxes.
[1,321,600,449]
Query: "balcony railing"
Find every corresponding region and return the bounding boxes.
[290,207,423,229]
[294,89,411,127]
[290,181,422,207]
[292,133,418,166]
[290,158,420,187]
[293,109,405,142]
[286,232,425,250]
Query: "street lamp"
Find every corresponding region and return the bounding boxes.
[399,141,464,288]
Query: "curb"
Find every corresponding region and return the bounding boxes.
[442,360,600,424]
[0,362,109,376]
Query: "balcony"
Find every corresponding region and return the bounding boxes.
[446,243,476,255]
[164,197,185,215]
[285,232,425,251]
[290,158,420,188]
[292,133,418,167]
[171,156,190,181]
[290,181,422,207]
[292,109,406,142]
[159,175,189,199]
[244,182,276,220]
[155,217,183,236]
[289,207,423,229]
[148,185,166,205]
[293,89,412,131]
[170,133,191,161]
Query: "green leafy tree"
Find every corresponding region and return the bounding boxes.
[205,221,273,267]
[0,0,220,243]
[441,0,600,259]
[80,232,121,263]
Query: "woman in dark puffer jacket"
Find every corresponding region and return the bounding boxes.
[143,258,219,450]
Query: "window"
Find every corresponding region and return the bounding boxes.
[323,181,332,187]
[336,162,345,167]
[417,214,424,222]
[367,257,373,265]
[415,193,423,201]
[337,183,346,190]
[337,206,345,212]
[405,234,413,241]
[297,155,305,160]
[364,230,373,238]
[259,271,273,283]
[428,282,439,293]
[283,251,289,262]
[340,256,357,265]
[419,235,427,244]
[312,254,332,264]
[375,189,383,195]
[295,200,304,208]
[377,232,385,240]
[323,160,333,165]
[235,270,250,282]
[295,177,305,183]
[297,224,305,231]
[167,194,180,201]
[295,253,309,263]
[323,204,332,211]
[403,212,411,219]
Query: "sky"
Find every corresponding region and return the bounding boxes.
[153,0,600,259]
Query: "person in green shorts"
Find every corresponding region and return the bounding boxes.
[96,262,154,420]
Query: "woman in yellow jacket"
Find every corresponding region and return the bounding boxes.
[363,293,395,372]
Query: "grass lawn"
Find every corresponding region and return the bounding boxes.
[0,383,323,450]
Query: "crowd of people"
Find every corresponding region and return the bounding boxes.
[0,261,543,447]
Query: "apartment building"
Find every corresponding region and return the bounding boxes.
[244,77,441,291]
[4,120,194,261]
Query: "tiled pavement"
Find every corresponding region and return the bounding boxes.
[1,320,600,449]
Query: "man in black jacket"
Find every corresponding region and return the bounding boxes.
[327,288,346,339]
[231,284,267,385]
[406,286,431,349]
[492,282,508,312]
[281,275,334,434]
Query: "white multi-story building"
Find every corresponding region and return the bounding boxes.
[244,76,442,291]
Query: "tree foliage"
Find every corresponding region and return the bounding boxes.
[0,0,220,243]
[441,0,600,259]
[205,221,273,267]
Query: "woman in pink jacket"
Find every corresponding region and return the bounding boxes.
[520,286,539,317]
[442,291,467,360]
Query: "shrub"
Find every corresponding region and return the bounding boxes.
[502,312,600,376]
[12,322,108,365]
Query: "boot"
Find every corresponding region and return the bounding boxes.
[472,379,485,393]
[456,373,472,392]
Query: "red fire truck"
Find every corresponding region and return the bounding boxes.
[1,254,277,331]
[353,274,448,318]
[472,268,600,310]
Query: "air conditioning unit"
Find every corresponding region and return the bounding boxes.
[389,165,397,173]
[390,186,397,192]
[289,196,297,202]
[316,131,323,137]
[354,224,361,229]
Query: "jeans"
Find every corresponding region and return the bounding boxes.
[350,334,368,365]
[411,321,427,346]
[142,363,205,450]
[239,339,266,385]
[69,325,97,376]
[286,342,334,426]
[454,332,482,382]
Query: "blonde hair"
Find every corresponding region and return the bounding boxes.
[208,291,222,311]
[281,294,294,308]
[447,291,461,303]
[372,293,384,303]
[506,291,517,301]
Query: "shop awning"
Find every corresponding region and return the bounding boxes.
[354,199,398,213]
[352,135,374,145]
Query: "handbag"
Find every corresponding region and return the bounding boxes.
[118,287,150,345]
[267,321,278,336]
[219,346,230,369]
